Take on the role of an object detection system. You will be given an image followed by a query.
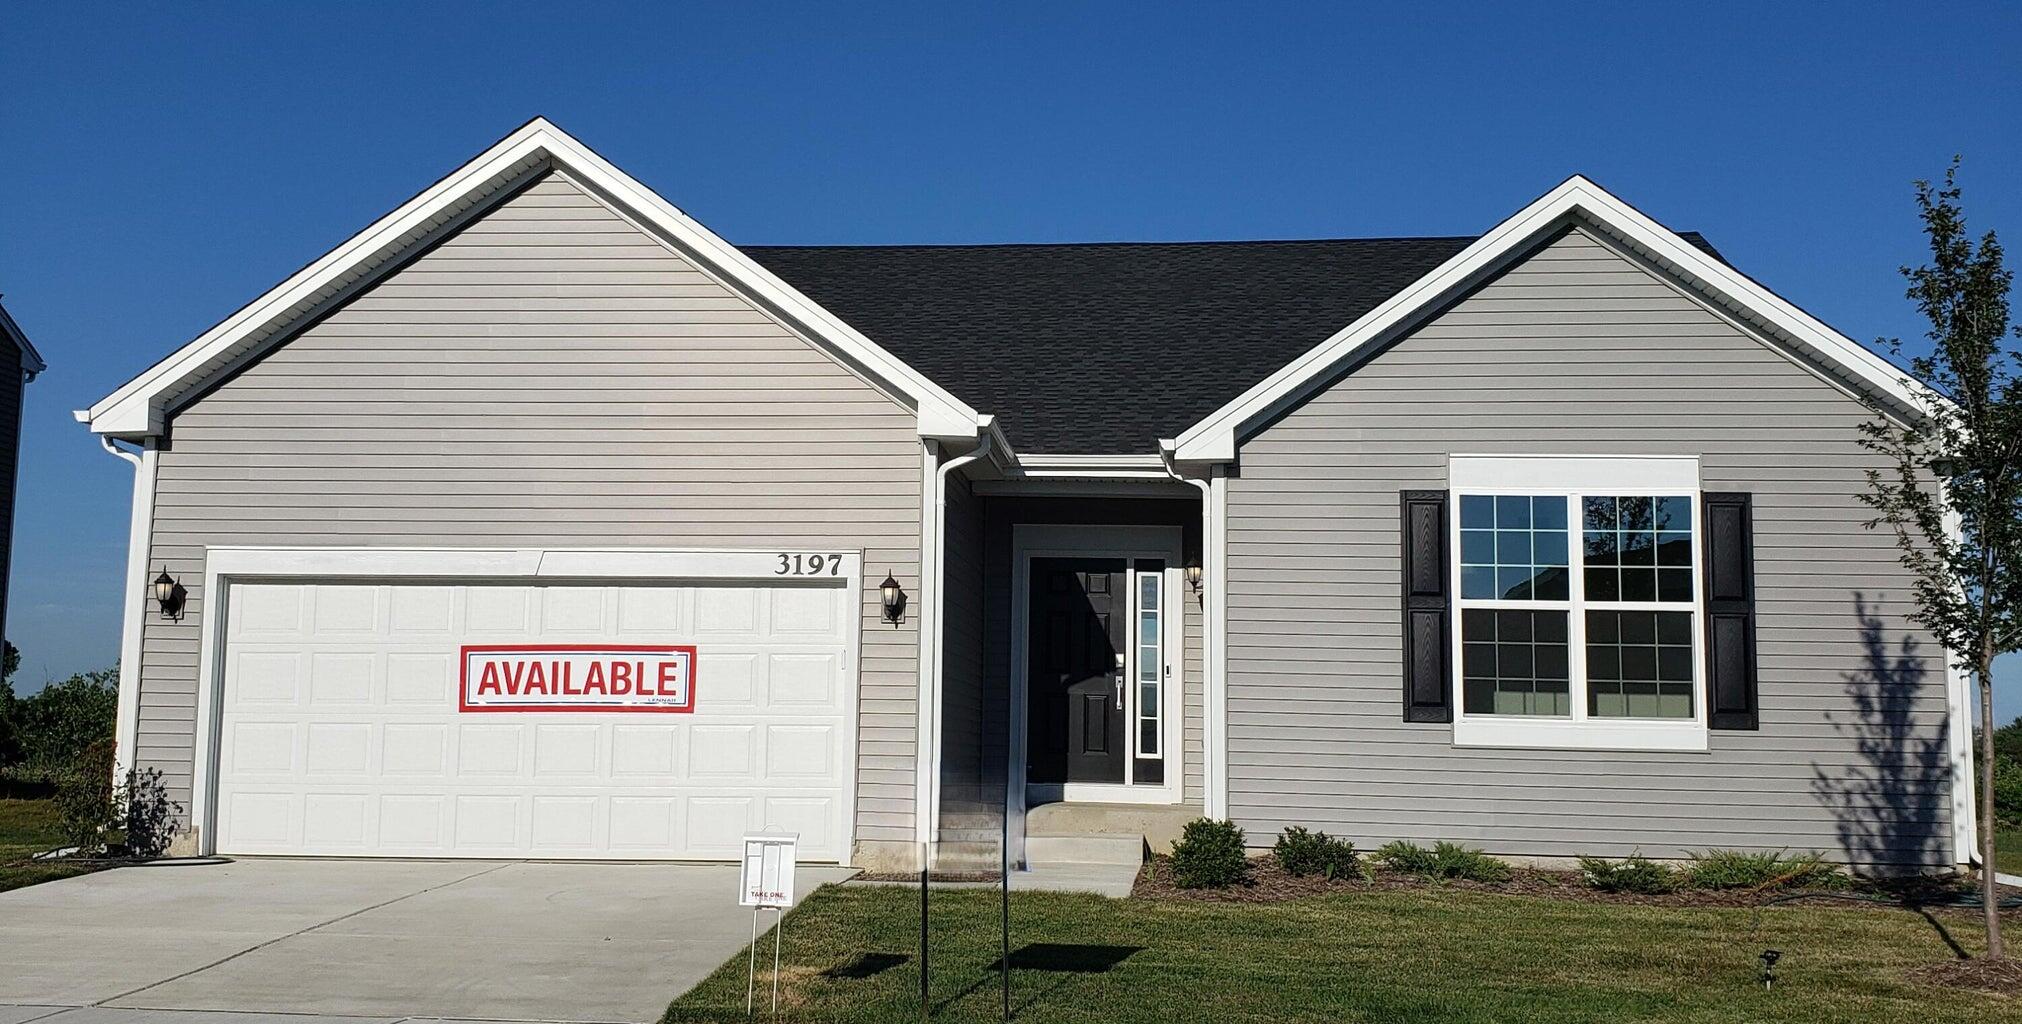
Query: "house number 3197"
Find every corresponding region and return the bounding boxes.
[775,553,843,576]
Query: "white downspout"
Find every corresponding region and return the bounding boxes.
[1160,444,1222,819]
[924,424,994,856]
[99,435,157,782]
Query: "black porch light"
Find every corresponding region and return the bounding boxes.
[152,567,186,620]
[879,572,906,624]
[1184,564,1204,595]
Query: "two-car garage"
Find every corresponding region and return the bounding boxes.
[201,550,860,861]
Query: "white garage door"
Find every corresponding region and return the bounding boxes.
[212,580,853,860]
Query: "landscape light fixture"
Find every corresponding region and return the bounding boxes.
[1759,949,1781,990]
[879,573,906,624]
[152,568,185,621]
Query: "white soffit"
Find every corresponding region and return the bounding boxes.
[77,117,980,441]
[1170,175,1932,462]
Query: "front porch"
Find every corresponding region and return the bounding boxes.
[934,483,1207,871]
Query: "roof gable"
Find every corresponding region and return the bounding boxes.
[78,118,979,440]
[1169,175,1926,461]
[0,302,46,378]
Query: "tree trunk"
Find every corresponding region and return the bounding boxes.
[1984,644,2006,959]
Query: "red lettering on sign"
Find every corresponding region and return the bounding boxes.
[459,645,695,713]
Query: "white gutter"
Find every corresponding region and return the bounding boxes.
[99,435,157,782]
[921,421,995,851]
[1160,442,1225,819]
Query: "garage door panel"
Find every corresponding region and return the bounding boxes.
[312,586,380,633]
[769,653,842,707]
[308,652,375,704]
[698,652,758,705]
[215,580,851,860]
[695,587,760,635]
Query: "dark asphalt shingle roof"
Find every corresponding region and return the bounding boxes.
[744,232,1719,453]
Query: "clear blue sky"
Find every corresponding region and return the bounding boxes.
[3,2,2019,712]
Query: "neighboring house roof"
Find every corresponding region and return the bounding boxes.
[0,302,47,379]
[1170,175,1929,461]
[76,118,980,441]
[750,233,1724,453]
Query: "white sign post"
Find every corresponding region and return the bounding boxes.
[740,831,799,1017]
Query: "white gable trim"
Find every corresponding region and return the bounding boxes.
[77,118,980,441]
[1170,175,1931,462]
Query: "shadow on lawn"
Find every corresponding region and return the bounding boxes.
[821,952,911,980]
[934,943,1144,1017]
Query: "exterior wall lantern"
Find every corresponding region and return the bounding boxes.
[1184,564,1204,595]
[879,572,907,624]
[152,567,186,621]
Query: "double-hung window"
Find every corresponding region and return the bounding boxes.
[1449,456,1708,751]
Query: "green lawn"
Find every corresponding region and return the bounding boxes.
[1997,828,2022,877]
[0,798,99,892]
[664,884,2022,1024]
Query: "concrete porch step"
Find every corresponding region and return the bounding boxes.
[1024,833,1145,866]
[1018,801,1202,868]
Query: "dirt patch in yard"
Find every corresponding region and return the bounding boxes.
[1907,955,2022,995]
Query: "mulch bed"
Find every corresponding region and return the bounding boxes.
[1908,955,2022,995]
[1130,855,2021,912]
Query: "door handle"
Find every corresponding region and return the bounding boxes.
[1114,654,1126,710]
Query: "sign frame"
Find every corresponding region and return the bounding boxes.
[457,643,697,714]
[740,831,800,909]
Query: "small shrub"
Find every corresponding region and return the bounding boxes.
[1578,854,1678,894]
[120,766,182,859]
[51,739,117,854]
[1273,826,1358,879]
[1685,849,1846,890]
[1170,818,1250,889]
[1376,840,1511,883]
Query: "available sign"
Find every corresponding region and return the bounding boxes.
[458,644,696,713]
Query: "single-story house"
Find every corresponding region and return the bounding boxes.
[78,119,1969,872]
[1,300,47,656]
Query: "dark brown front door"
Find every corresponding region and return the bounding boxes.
[1027,557,1127,785]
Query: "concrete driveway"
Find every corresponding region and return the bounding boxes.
[0,858,854,1024]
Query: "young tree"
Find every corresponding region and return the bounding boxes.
[1860,162,2022,958]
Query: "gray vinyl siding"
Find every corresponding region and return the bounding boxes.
[1225,226,1954,866]
[939,471,988,817]
[135,171,926,847]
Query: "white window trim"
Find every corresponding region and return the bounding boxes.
[1448,456,1710,752]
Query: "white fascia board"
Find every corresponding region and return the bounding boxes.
[81,117,980,443]
[1008,453,1173,479]
[1171,175,1934,461]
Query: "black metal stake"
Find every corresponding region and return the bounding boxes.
[1001,788,1011,1023]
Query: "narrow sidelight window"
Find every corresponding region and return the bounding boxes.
[1135,562,1164,759]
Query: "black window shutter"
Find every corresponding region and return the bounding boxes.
[1702,492,1759,730]
[1400,490,1452,722]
